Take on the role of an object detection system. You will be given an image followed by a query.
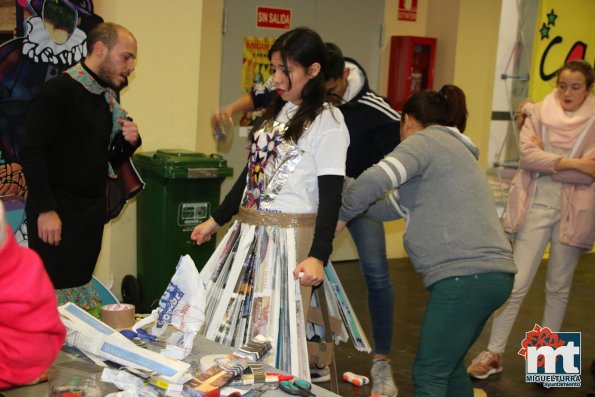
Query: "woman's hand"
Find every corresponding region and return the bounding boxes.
[575,157,595,176]
[293,257,324,287]
[555,156,595,176]
[335,220,347,235]
[191,217,220,245]
[211,108,233,136]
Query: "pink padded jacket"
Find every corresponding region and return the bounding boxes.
[502,91,595,250]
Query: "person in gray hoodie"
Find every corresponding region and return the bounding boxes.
[336,85,517,397]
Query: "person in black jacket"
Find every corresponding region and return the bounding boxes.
[324,43,401,396]
[20,22,141,316]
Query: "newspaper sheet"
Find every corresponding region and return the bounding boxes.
[59,302,189,383]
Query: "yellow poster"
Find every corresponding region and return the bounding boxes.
[529,0,595,101]
[242,36,275,94]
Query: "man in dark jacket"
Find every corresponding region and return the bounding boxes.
[20,22,141,316]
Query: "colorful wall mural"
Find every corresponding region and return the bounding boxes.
[0,0,102,244]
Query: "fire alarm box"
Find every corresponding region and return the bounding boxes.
[387,36,436,110]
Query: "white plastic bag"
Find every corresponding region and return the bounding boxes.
[133,255,205,359]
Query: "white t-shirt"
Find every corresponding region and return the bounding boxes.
[263,101,349,213]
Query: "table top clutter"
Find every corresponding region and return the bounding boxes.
[2,315,340,397]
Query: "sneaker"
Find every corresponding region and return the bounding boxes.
[310,364,330,383]
[467,351,503,379]
[371,359,398,397]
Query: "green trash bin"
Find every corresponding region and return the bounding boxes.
[133,149,233,313]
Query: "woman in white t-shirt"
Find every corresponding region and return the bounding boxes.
[191,27,350,380]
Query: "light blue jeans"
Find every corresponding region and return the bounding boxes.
[348,214,394,355]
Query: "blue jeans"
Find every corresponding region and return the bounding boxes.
[348,214,393,355]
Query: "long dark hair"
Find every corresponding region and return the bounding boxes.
[402,84,468,132]
[250,27,327,142]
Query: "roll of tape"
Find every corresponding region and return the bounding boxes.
[100,303,135,329]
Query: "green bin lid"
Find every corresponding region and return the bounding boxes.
[133,149,233,179]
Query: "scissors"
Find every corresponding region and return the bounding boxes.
[279,379,316,396]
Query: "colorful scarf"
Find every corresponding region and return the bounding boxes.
[64,63,129,176]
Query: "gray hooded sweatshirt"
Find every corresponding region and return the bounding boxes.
[340,125,516,287]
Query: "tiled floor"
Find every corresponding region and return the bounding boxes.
[322,254,595,397]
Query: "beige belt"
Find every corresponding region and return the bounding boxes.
[238,207,316,228]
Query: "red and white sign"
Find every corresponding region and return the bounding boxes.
[398,0,418,22]
[256,6,291,30]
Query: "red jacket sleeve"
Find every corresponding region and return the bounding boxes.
[0,225,66,389]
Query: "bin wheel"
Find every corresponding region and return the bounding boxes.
[121,275,141,307]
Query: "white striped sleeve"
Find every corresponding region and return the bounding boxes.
[378,156,408,187]
[359,93,401,121]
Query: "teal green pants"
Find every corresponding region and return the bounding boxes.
[413,272,514,397]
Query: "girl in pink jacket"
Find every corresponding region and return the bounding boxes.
[468,59,595,379]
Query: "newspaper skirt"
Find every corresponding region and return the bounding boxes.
[198,207,370,380]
